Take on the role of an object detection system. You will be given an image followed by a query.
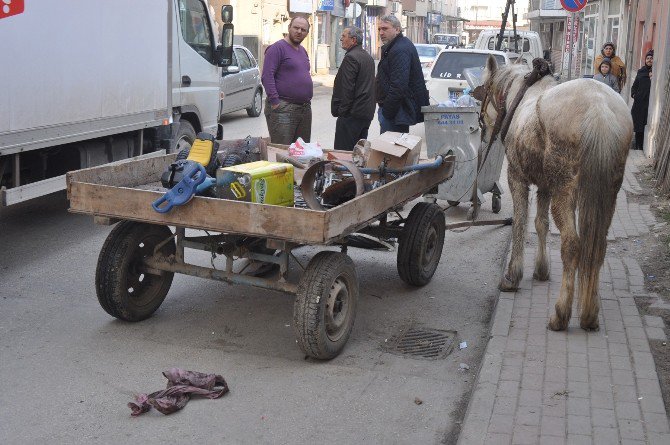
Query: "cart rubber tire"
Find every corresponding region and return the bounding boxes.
[293,251,359,360]
[171,120,196,154]
[246,88,263,117]
[492,194,502,214]
[95,221,175,322]
[397,202,445,286]
[447,200,460,207]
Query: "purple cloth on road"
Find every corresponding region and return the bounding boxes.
[128,368,229,416]
[261,39,312,106]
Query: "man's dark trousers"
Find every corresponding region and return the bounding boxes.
[334,116,371,151]
[378,108,409,134]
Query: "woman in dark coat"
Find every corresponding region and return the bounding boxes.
[631,49,653,150]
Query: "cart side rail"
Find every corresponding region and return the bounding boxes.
[68,182,328,244]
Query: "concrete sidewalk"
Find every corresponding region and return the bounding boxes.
[458,152,670,445]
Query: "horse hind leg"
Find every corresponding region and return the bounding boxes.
[533,188,551,281]
[547,187,579,331]
[500,174,530,291]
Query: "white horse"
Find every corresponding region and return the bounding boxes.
[477,57,633,331]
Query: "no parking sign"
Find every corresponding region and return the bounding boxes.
[560,0,587,13]
[0,0,24,20]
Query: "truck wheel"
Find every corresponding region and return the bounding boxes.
[246,89,263,117]
[293,251,358,360]
[492,194,502,214]
[397,202,445,286]
[95,221,175,321]
[171,121,196,154]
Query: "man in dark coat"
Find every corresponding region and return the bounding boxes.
[331,26,376,150]
[375,15,429,134]
[631,49,653,150]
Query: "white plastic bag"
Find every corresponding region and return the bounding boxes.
[456,88,476,107]
[289,137,323,160]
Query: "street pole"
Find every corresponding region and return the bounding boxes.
[567,12,574,81]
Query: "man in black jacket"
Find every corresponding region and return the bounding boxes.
[375,15,429,134]
[331,26,376,150]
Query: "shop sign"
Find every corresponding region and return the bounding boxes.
[318,0,335,11]
[289,0,312,13]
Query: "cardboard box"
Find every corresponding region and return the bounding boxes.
[366,132,422,169]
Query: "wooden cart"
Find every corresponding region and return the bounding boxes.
[67,152,455,359]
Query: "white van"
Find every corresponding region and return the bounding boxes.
[425,49,523,104]
[432,33,461,48]
[474,30,543,66]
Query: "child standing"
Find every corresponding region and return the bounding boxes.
[594,58,620,93]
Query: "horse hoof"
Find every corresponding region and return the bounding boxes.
[548,315,568,331]
[499,274,518,292]
[533,268,550,281]
[580,320,600,332]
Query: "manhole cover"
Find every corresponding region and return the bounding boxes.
[384,327,457,360]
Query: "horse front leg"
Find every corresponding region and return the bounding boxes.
[533,188,551,281]
[499,174,529,291]
[547,187,580,331]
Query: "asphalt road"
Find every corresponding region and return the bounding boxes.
[0,85,512,444]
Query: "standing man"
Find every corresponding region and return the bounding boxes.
[594,42,626,91]
[262,16,313,144]
[331,26,376,151]
[375,15,429,134]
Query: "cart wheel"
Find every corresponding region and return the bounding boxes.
[293,251,359,360]
[447,200,460,207]
[492,194,502,214]
[96,221,175,322]
[397,202,445,286]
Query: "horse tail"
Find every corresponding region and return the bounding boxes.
[576,107,630,319]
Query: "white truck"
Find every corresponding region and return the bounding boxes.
[0,0,234,206]
[474,30,543,66]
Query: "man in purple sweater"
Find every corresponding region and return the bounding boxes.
[261,16,313,144]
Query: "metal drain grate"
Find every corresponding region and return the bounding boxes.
[384,327,457,360]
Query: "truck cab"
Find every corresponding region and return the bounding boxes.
[474,30,543,67]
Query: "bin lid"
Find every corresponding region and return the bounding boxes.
[463,67,485,89]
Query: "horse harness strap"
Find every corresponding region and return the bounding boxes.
[483,58,553,149]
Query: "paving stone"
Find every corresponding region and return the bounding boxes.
[567,434,593,445]
[590,390,615,409]
[645,326,667,341]
[540,415,566,437]
[618,419,645,441]
[592,426,619,445]
[612,384,638,403]
[512,424,539,445]
[515,405,541,426]
[644,315,665,328]
[567,381,590,399]
[518,389,542,407]
[607,342,630,357]
[539,435,566,445]
[567,414,592,436]
[484,432,511,444]
[615,401,642,421]
[493,396,518,415]
[567,366,588,383]
[639,394,666,414]
[591,408,617,427]
[611,369,635,386]
[643,412,670,433]
[636,378,662,396]
[648,432,670,445]
[488,414,515,435]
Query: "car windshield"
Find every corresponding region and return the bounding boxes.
[416,46,439,57]
[431,52,506,79]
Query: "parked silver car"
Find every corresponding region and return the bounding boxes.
[220,45,263,118]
